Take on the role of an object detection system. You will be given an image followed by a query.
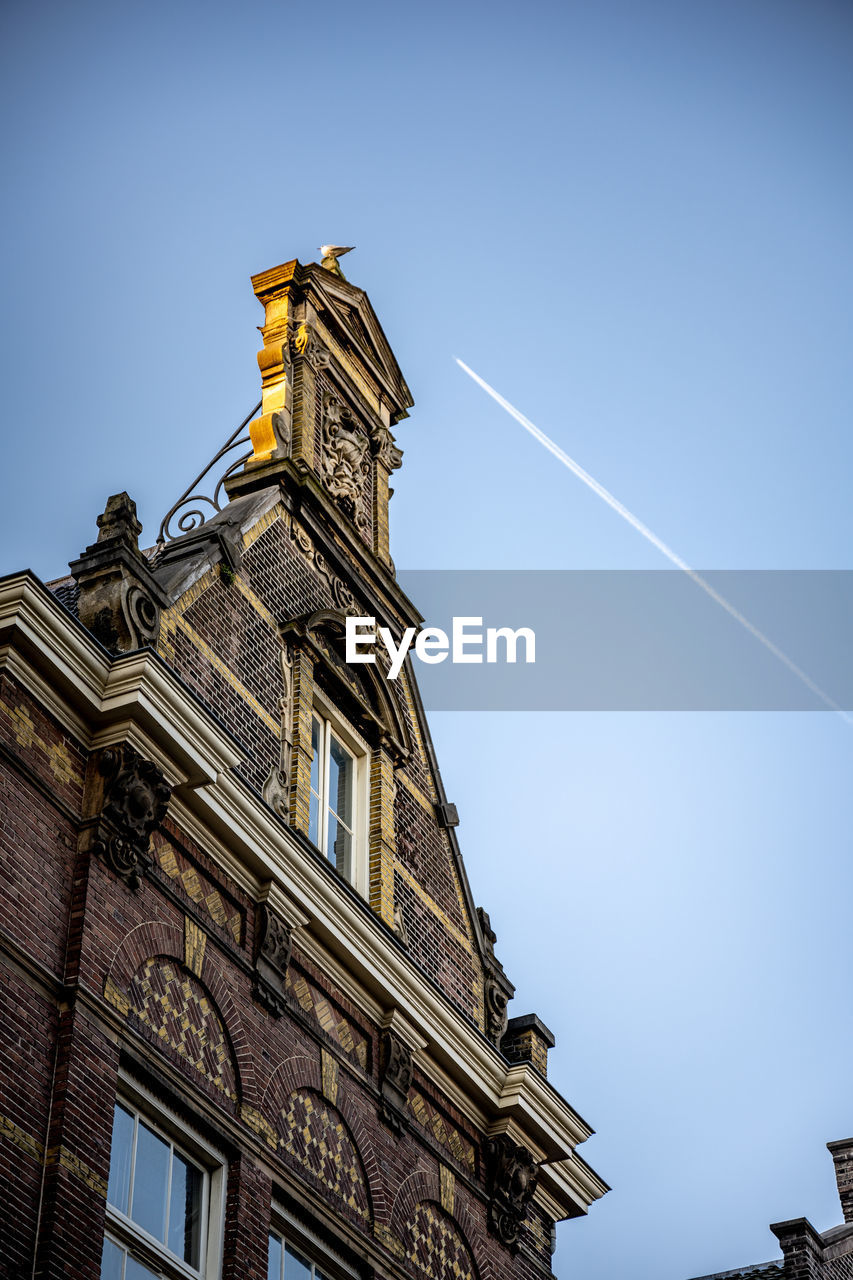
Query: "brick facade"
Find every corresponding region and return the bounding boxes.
[0,253,607,1279]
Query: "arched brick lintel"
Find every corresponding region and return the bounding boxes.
[390,1170,491,1280]
[103,921,259,1110]
[264,1055,380,1227]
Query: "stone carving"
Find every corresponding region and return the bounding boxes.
[379,1028,413,1133]
[290,519,360,615]
[89,745,171,889]
[484,1135,539,1249]
[370,421,403,472]
[477,907,498,964]
[71,492,166,653]
[484,974,510,1044]
[393,903,410,948]
[321,393,369,528]
[254,902,293,1017]
[291,321,330,371]
[477,908,515,1046]
[263,639,294,820]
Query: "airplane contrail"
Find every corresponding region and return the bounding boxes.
[455,357,849,721]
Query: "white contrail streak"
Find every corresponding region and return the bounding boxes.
[455,357,849,721]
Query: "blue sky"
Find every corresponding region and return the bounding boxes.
[2,2,852,1276]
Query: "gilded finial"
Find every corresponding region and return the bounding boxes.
[319,244,354,279]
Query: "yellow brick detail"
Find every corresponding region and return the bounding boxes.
[49,1145,108,1198]
[368,750,396,927]
[440,1164,455,1215]
[103,976,130,1016]
[184,916,206,977]
[241,1104,278,1150]
[321,1049,339,1106]
[48,742,75,785]
[0,1112,44,1164]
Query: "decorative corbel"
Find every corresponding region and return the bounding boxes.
[253,902,293,1017]
[484,1134,540,1249]
[370,420,403,472]
[378,1028,414,1134]
[83,744,172,890]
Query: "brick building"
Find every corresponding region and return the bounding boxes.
[0,251,607,1280]
[688,1141,853,1280]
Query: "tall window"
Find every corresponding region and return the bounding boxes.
[101,1098,223,1279]
[308,713,364,885]
[267,1234,332,1280]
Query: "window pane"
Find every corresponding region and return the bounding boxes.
[107,1104,134,1213]
[100,1237,124,1280]
[267,1232,283,1280]
[168,1150,203,1266]
[130,1120,169,1243]
[283,1243,312,1280]
[124,1255,161,1280]
[328,735,354,827]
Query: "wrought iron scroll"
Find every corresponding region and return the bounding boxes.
[156,401,262,548]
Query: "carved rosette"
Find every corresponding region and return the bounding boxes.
[87,745,172,889]
[484,1135,540,1249]
[253,903,293,1017]
[379,1028,413,1133]
[320,393,370,530]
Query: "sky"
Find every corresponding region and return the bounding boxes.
[2,2,853,1277]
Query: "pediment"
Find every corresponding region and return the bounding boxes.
[307,266,413,421]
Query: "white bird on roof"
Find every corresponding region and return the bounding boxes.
[319,245,355,278]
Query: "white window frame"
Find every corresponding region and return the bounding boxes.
[267,1206,360,1280]
[308,690,369,897]
[102,1073,226,1280]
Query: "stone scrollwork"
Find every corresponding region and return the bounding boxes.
[290,320,330,371]
[379,1028,414,1133]
[321,393,370,529]
[290,519,361,617]
[87,744,172,889]
[484,975,510,1045]
[484,1135,540,1249]
[477,907,514,1047]
[253,902,293,1017]
[263,639,294,820]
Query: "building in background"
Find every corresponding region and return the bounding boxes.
[0,252,607,1279]
[688,1142,853,1280]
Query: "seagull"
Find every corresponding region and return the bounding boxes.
[319,245,355,278]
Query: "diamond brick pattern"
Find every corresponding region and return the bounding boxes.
[405,1201,476,1280]
[285,968,368,1071]
[156,838,243,944]
[408,1091,476,1173]
[127,958,237,1099]
[280,1089,369,1222]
